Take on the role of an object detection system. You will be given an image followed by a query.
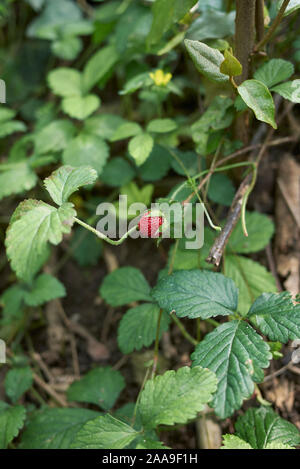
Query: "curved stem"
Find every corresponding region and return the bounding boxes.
[74,217,138,245]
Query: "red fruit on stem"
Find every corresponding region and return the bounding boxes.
[138,211,163,238]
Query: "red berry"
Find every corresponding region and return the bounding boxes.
[138,211,163,238]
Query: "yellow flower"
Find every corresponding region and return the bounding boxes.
[149,69,172,87]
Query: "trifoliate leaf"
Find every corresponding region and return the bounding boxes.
[62,94,100,120]
[5,367,33,404]
[6,200,75,282]
[224,255,277,316]
[128,133,154,166]
[247,292,300,343]
[191,321,272,418]
[0,162,37,201]
[272,79,300,103]
[152,270,238,319]
[71,414,138,449]
[228,211,274,254]
[48,68,82,97]
[238,79,277,128]
[44,165,97,205]
[67,367,125,411]
[139,366,217,428]
[184,39,229,83]
[63,134,109,175]
[0,404,26,449]
[24,273,66,306]
[254,59,294,88]
[100,267,152,306]
[221,434,252,449]
[235,407,300,448]
[19,408,99,449]
[118,303,170,354]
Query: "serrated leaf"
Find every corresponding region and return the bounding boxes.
[67,367,125,411]
[71,414,138,449]
[82,44,119,93]
[118,303,170,354]
[101,157,135,187]
[247,292,300,343]
[146,119,177,134]
[184,39,229,83]
[128,133,154,166]
[254,59,294,88]
[0,162,37,201]
[238,79,277,128]
[272,79,300,103]
[63,134,109,175]
[34,120,76,154]
[228,211,274,254]
[152,270,238,319]
[62,94,100,120]
[19,408,99,449]
[24,273,66,306]
[221,434,252,449]
[0,120,26,138]
[48,68,82,97]
[6,201,75,282]
[191,321,272,418]
[5,367,33,404]
[100,267,152,306]
[264,442,295,449]
[44,165,97,205]
[0,404,26,449]
[139,366,217,428]
[235,407,300,448]
[220,49,242,77]
[224,255,277,316]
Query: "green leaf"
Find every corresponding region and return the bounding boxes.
[52,36,82,60]
[0,285,26,324]
[184,39,229,83]
[19,408,99,449]
[207,173,235,206]
[101,157,135,187]
[71,227,102,267]
[62,94,100,120]
[237,79,277,129]
[48,68,82,97]
[84,114,125,140]
[118,303,170,354]
[247,292,300,343]
[71,414,138,449]
[128,133,154,166]
[67,367,125,411]
[0,162,37,201]
[63,134,109,175]
[147,0,197,46]
[34,120,76,154]
[135,437,169,449]
[24,273,66,307]
[264,442,295,449]
[272,79,300,103]
[139,366,217,428]
[254,59,294,88]
[110,122,143,141]
[186,9,235,41]
[5,200,75,282]
[100,267,152,306]
[114,182,154,220]
[0,107,16,121]
[224,255,277,316]
[220,49,242,77]
[0,405,26,449]
[278,0,300,17]
[44,165,97,205]
[5,367,33,404]
[228,211,274,254]
[221,434,252,449]
[235,407,300,448]
[138,144,171,182]
[191,321,272,418]
[82,44,119,93]
[152,270,238,319]
[0,121,26,137]
[146,118,177,134]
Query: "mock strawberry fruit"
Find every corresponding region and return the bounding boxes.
[138,210,163,238]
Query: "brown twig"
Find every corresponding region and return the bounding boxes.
[254,0,291,51]
[33,372,68,407]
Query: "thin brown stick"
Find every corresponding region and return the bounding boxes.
[255,0,290,51]
[33,373,68,407]
[255,0,266,43]
[277,178,300,230]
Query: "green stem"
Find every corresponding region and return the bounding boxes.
[171,315,198,346]
[74,217,138,246]
[241,163,258,236]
